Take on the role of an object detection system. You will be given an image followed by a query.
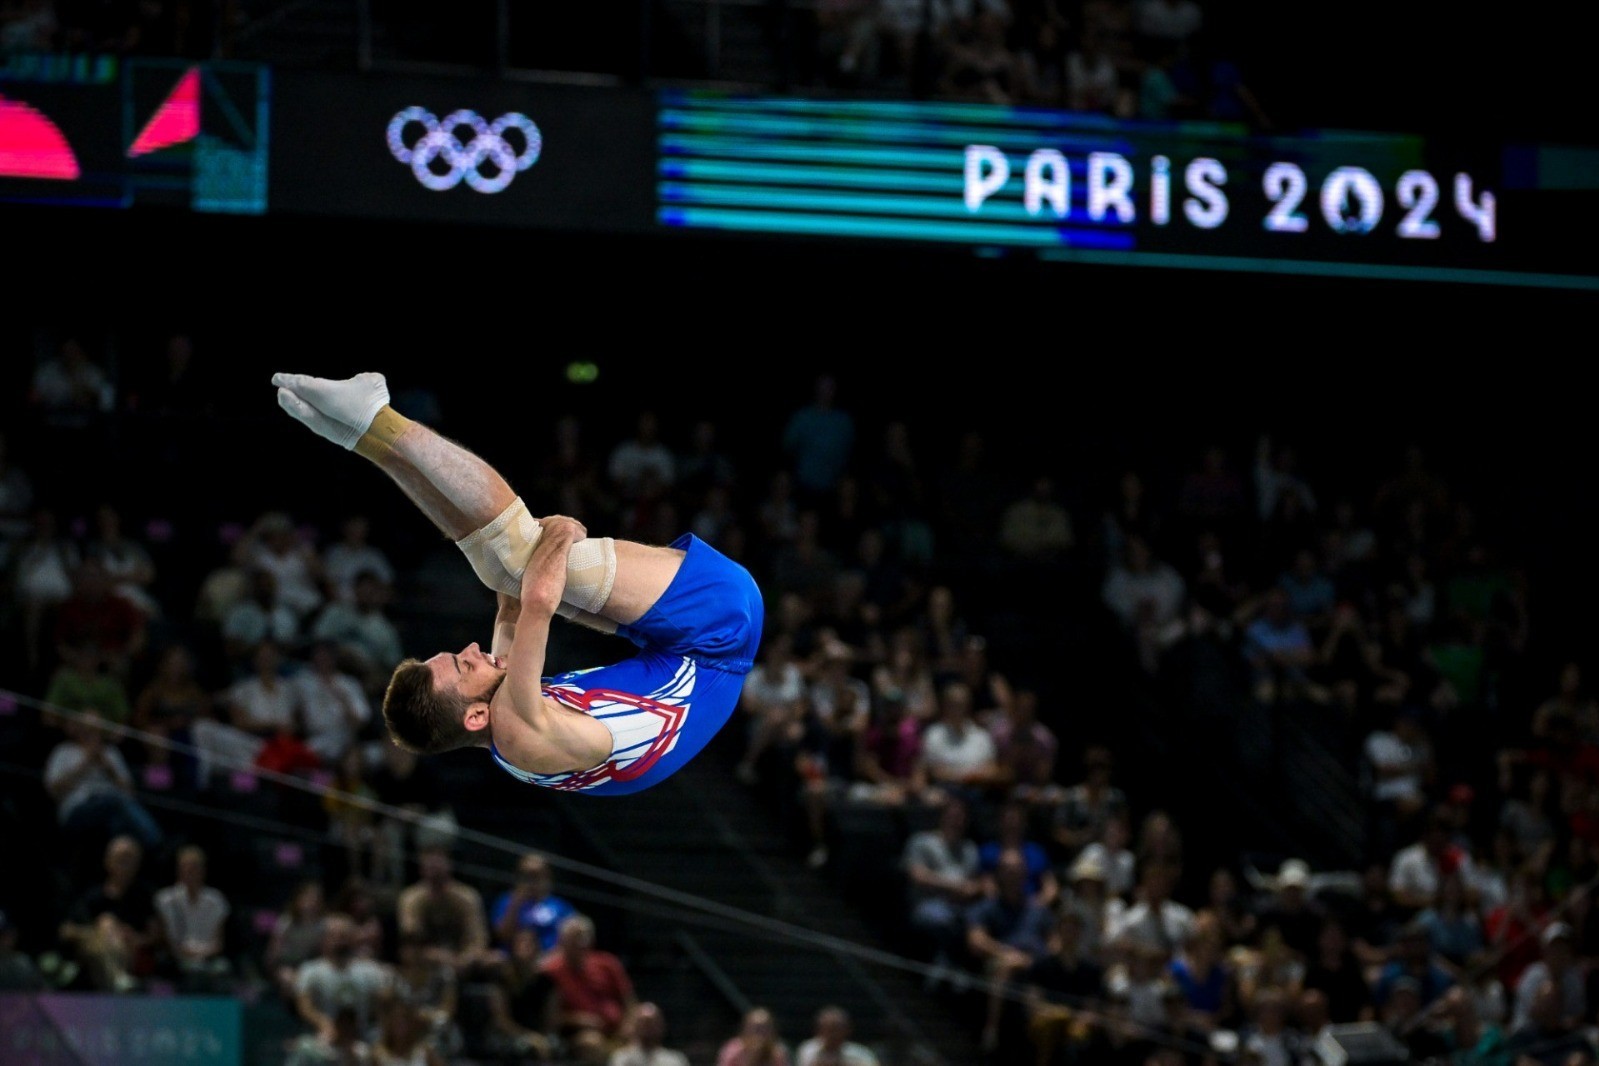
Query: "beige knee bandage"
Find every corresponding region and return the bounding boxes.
[456,500,619,630]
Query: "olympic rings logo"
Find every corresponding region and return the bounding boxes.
[386,107,542,194]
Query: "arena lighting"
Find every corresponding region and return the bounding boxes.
[566,361,600,384]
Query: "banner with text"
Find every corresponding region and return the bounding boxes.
[0,993,242,1066]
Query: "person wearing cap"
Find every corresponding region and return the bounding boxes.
[1072,812,1136,898]
[1060,850,1112,961]
[1256,859,1324,963]
[1509,922,1587,1032]
[0,910,45,991]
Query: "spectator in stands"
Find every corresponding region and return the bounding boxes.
[1414,871,1485,972]
[397,847,495,978]
[155,845,232,993]
[771,511,842,616]
[492,852,577,953]
[967,849,1057,1050]
[367,743,449,891]
[1241,986,1298,1066]
[1101,536,1186,673]
[220,568,301,665]
[293,639,372,764]
[1502,974,1596,1066]
[1255,858,1324,964]
[903,796,983,969]
[998,474,1074,565]
[44,643,131,726]
[223,638,303,739]
[1509,923,1586,1032]
[30,335,112,418]
[984,688,1059,802]
[332,877,385,960]
[45,717,162,850]
[737,632,809,785]
[1437,984,1504,1065]
[916,585,970,677]
[84,503,158,618]
[391,932,461,1061]
[676,418,738,502]
[717,1006,791,1066]
[852,692,922,805]
[1066,28,1121,112]
[295,914,394,1042]
[54,556,147,678]
[1302,916,1372,1023]
[783,374,855,506]
[0,908,45,991]
[542,914,637,1064]
[131,642,208,785]
[796,1005,879,1066]
[58,835,160,993]
[374,998,446,1066]
[0,431,35,544]
[286,1005,372,1066]
[609,1001,688,1066]
[10,506,79,674]
[917,680,1004,806]
[484,927,555,1061]
[979,800,1059,906]
[607,411,677,501]
[1254,435,1316,524]
[311,569,405,687]
[870,628,938,724]
[1374,921,1453,1009]
[1025,907,1104,1061]
[323,515,395,604]
[1207,867,1256,946]
[1060,850,1114,961]
[270,879,330,999]
[1052,746,1128,855]
[1243,587,1320,705]
[1279,549,1336,636]
[1169,910,1237,1031]
[1500,768,1557,862]
[1107,860,1194,954]
[232,511,324,620]
[1389,807,1475,913]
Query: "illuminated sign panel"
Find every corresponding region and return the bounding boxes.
[0,55,268,213]
[657,92,1599,290]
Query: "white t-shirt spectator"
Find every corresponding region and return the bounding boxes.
[1106,898,1195,951]
[611,1048,690,1066]
[244,545,323,619]
[323,546,394,604]
[156,884,231,956]
[608,440,676,497]
[222,599,301,650]
[311,603,404,673]
[1364,730,1426,803]
[797,1039,880,1066]
[296,958,392,1034]
[921,722,997,780]
[293,670,372,762]
[43,741,134,822]
[1077,841,1137,897]
[1389,843,1475,903]
[226,676,301,733]
[1135,0,1201,42]
[742,661,807,713]
[1511,960,1587,1031]
[1102,564,1185,629]
[902,830,980,903]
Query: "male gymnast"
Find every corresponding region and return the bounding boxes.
[271,371,764,796]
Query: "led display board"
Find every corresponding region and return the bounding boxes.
[656,91,1599,290]
[0,54,268,213]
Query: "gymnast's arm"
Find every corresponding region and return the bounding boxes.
[494,519,611,773]
[492,592,521,658]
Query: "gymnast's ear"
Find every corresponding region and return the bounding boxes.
[463,702,492,733]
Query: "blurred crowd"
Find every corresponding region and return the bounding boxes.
[1,327,1594,1066]
[0,0,1264,126]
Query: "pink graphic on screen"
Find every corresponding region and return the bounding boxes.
[128,66,200,157]
[0,94,80,180]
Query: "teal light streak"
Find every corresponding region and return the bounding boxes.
[659,108,1121,150]
[660,182,1053,222]
[662,135,963,169]
[658,206,1068,245]
[1036,248,1599,291]
[659,158,966,192]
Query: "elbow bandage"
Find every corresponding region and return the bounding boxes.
[455,498,617,622]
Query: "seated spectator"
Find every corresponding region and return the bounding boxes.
[1302,917,1372,1024]
[1051,745,1128,855]
[311,570,405,688]
[1279,549,1336,635]
[221,569,301,666]
[0,431,34,544]
[30,335,112,418]
[367,744,450,892]
[44,644,132,726]
[717,1006,791,1066]
[223,639,303,739]
[323,515,395,604]
[1169,911,1237,1031]
[84,503,158,618]
[233,511,324,620]
[1104,941,1179,1042]
[332,877,386,961]
[796,643,871,866]
[978,801,1059,907]
[269,880,330,1000]
[736,632,809,785]
[10,505,79,673]
[1101,536,1186,673]
[293,639,372,764]
[391,933,462,1061]
[1389,808,1475,914]
[966,850,1057,1050]
[1059,851,1114,960]
[1242,986,1299,1066]
[1502,976,1595,1066]
[154,845,232,993]
[58,835,160,993]
[374,999,445,1066]
[1025,908,1105,1062]
[285,1005,373,1066]
[1364,706,1434,852]
[1075,811,1137,898]
[796,1005,878,1066]
[295,915,394,1043]
[903,797,983,968]
[1415,872,1485,973]
[869,630,938,724]
[608,411,676,501]
[852,693,922,805]
[485,927,554,1061]
[917,681,1005,805]
[1437,984,1505,1066]
[984,688,1060,802]
[1374,921,1454,1010]
[611,1001,689,1066]
[998,475,1074,564]
[131,643,209,786]
[54,556,147,678]
[541,915,637,1065]
[1206,867,1257,946]
[397,847,496,978]
[1509,923,1586,1033]
[1107,860,1194,954]
[45,719,162,851]
[0,909,45,991]
[1380,975,1449,1060]
[324,747,380,880]
[1256,859,1324,964]
[1243,588,1322,704]
[770,511,841,614]
[491,852,577,953]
